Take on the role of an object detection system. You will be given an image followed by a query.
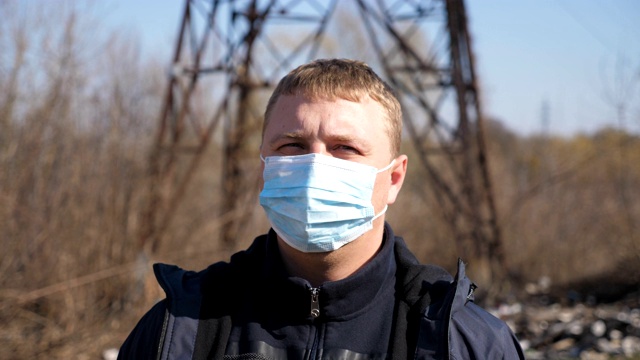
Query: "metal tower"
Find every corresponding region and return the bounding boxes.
[138,0,508,286]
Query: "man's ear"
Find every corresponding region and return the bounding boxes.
[386,154,408,205]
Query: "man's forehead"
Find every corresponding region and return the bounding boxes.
[262,94,391,151]
[266,97,371,127]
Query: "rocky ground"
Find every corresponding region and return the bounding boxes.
[493,279,640,359]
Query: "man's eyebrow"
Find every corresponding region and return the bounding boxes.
[328,134,357,143]
[266,132,367,148]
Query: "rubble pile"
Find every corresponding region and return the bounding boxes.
[495,293,640,359]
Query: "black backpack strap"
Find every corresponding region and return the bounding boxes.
[389,230,455,359]
[192,236,270,359]
[153,264,205,360]
[412,270,454,360]
[414,259,484,360]
[192,261,237,360]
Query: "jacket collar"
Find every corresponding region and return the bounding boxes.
[258,224,397,321]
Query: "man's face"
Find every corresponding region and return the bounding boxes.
[261,94,401,214]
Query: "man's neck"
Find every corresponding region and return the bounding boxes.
[277,225,385,287]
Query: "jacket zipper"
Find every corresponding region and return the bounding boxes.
[308,287,320,359]
[310,287,320,318]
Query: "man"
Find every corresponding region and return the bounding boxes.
[119,59,524,359]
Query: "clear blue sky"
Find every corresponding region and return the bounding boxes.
[104,0,640,137]
[465,1,640,136]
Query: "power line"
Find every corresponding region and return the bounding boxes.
[555,0,617,55]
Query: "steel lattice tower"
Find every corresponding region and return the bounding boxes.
[139,0,508,287]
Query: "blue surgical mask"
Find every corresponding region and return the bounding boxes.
[259,153,395,253]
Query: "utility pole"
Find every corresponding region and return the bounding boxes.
[139,0,509,292]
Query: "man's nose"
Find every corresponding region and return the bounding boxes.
[308,143,330,156]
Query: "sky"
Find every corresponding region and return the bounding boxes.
[103,0,640,137]
[465,1,640,136]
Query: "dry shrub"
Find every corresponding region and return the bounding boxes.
[0,1,163,357]
[486,121,640,292]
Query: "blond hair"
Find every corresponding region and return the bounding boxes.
[263,59,402,156]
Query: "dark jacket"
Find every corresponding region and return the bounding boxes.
[119,224,524,359]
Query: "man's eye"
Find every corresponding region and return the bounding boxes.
[335,145,358,153]
[276,143,305,155]
[280,143,303,149]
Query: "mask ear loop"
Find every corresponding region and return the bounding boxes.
[371,159,396,220]
[376,159,396,173]
[372,205,388,220]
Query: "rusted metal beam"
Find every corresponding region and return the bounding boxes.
[140,0,508,294]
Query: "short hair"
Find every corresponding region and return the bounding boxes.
[263,58,402,156]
